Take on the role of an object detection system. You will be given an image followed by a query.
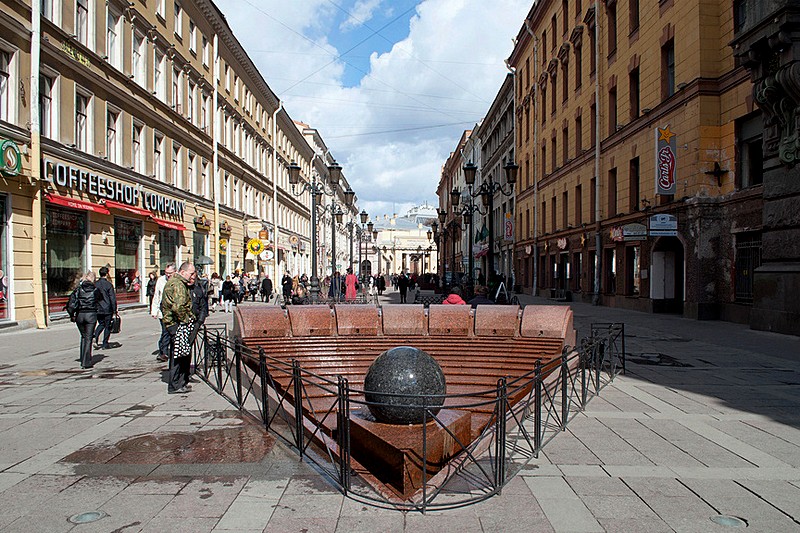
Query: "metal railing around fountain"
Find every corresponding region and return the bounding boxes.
[191,324,625,512]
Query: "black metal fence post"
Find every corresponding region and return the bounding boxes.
[234,339,243,408]
[292,360,304,456]
[259,348,269,428]
[534,362,542,458]
[215,332,223,391]
[581,342,588,407]
[595,339,602,393]
[561,348,569,430]
[495,378,507,489]
[337,376,351,491]
[620,323,627,374]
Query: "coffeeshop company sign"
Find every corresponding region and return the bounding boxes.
[41,158,185,218]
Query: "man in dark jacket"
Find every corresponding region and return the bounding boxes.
[281,272,293,303]
[162,262,196,394]
[397,272,410,303]
[68,271,102,369]
[260,275,273,302]
[93,266,117,350]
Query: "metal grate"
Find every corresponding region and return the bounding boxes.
[734,233,761,304]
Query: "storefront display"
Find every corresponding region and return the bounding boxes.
[159,228,179,273]
[115,218,142,305]
[46,206,87,313]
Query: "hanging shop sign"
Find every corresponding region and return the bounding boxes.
[263,250,275,261]
[649,214,678,237]
[504,213,513,241]
[247,238,265,255]
[289,235,299,246]
[622,223,648,241]
[219,238,228,255]
[655,125,677,195]
[41,158,185,218]
[610,226,624,242]
[557,237,568,250]
[193,214,212,231]
[0,140,22,177]
[218,221,232,236]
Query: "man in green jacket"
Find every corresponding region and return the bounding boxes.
[161,261,196,394]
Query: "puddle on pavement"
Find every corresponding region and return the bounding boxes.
[61,423,275,465]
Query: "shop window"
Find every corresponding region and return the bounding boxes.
[572,251,582,292]
[115,218,142,305]
[46,207,87,314]
[604,248,616,294]
[193,231,206,271]
[159,228,178,273]
[735,232,761,304]
[624,245,640,295]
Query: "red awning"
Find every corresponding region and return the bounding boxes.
[103,199,151,217]
[45,193,110,215]
[150,217,186,231]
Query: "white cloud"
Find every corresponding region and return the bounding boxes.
[340,0,383,31]
[214,0,529,219]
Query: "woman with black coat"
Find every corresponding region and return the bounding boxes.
[69,271,102,369]
[221,275,235,313]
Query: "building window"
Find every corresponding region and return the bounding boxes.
[154,132,164,181]
[201,92,209,131]
[551,137,556,170]
[132,122,144,173]
[629,157,640,211]
[551,15,557,49]
[575,184,582,224]
[202,160,210,198]
[39,74,55,139]
[541,200,547,234]
[154,49,165,100]
[187,152,196,194]
[75,0,88,46]
[562,126,569,164]
[562,0,569,33]
[187,80,195,123]
[75,90,90,151]
[734,232,761,304]
[589,177,596,221]
[106,107,119,163]
[189,20,196,53]
[609,87,618,135]
[575,115,583,153]
[574,42,582,89]
[132,31,146,85]
[551,196,557,232]
[662,39,675,99]
[630,0,640,33]
[202,35,210,67]
[172,67,182,112]
[590,103,597,146]
[542,144,547,177]
[551,76,557,114]
[734,0,747,32]
[106,8,121,69]
[42,0,53,20]
[562,65,569,102]
[156,0,165,19]
[607,3,617,56]
[604,248,616,294]
[225,64,230,92]
[541,83,547,125]
[736,112,764,189]
[562,191,569,228]
[589,25,596,74]
[173,2,182,37]
[172,144,181,187]
[629,67,640,120]
[608,168,617,216]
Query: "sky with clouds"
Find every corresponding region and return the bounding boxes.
[215,0,530,219]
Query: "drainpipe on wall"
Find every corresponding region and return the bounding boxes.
[212,32,220,276]
[271,104,282,285]
[524,20,539,296]
[30,0,47,328]
[593,0,603,306]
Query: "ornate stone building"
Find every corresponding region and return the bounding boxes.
[507,0,769,328]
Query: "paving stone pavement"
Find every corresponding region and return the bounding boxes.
[0,292,798,532]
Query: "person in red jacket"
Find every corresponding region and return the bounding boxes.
[442,285,466,305]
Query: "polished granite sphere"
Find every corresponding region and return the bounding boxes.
[364,346,446,425]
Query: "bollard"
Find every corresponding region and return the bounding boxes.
[337,376,351,490]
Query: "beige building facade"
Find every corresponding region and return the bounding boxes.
[0,0,354,327]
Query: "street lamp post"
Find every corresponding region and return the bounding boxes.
[455,159,518,288]
[287,160,354,302]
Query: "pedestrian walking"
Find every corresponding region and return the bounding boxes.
[397,272,410,303]
[150,263,176,363]
[66,271,101,369]
[162,262,196,394]
[281,272,293,303]
[248,275,259,302]
[93,266,117,349]
[344,267,358,301]
[221,275,235,313]
[209,273,221,311]
[146,271,157,308]
[260,274,273,302]
[328,271,341,302]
